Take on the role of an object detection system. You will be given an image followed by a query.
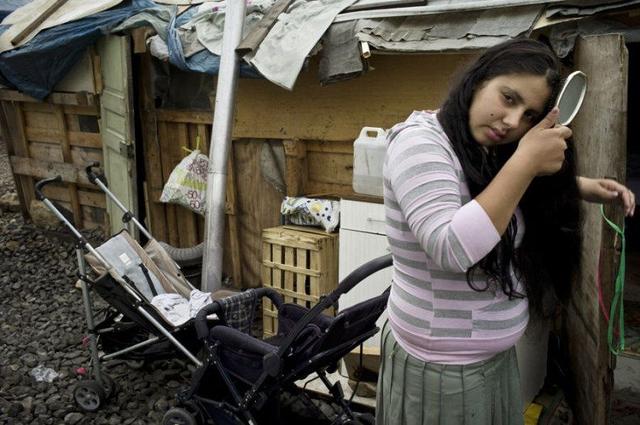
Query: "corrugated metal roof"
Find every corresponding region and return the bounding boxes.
[353,4,542,53]
[335,0,564,22]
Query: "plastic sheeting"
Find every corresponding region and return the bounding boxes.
[0,0,155,100]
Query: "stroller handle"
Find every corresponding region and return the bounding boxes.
[276,253,392,358]
[86,162,108,187]
[35,175,62,200]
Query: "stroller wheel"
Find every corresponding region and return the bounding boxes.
[73,380,106,412]
[162,407,199,425]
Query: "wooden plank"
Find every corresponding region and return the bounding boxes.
[10,156,92,186]
[261,260,320,277]
[174,122,199,247]
[156,109,213,125]
[567,35,628,425]
[284,246,295,304]
[25,127,101,149]
[68,132,102,149]
[0,101,29,216]
[10,0,68,46]
[234,54,472,141]
[236,0,295,55]
[41,184,106,209]
[138,52,167,240]
[24,109,58,130]
[55,107,83,226]
[158,120,180,245]
[234,140,283,287]
[28,141,63,162]
[272,244,284,301]
[7,103,34,218]
[296,248,308,307]
[23,102,99,116]
[70,146,102,168]
[283,139,307,196]
[309,250,320,309]
[307,150,353,186]
[226,149,243,287]
[0,89,97,106]
[262,241,274,335]
[63,104,100,117]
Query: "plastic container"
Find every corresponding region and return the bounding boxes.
[352,127,387,197]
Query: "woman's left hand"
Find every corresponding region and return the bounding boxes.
[577,177,636,217]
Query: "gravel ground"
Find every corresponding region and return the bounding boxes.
[0,137,192,425]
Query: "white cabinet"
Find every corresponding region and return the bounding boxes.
[339,200,391,349]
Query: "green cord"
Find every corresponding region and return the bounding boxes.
[600,205,626,355]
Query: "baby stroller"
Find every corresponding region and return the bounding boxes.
[163,253,393,425]
[34,164,219,413]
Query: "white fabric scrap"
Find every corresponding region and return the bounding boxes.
[244,0,359,90]
[151,289,213,327]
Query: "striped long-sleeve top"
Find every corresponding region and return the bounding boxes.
[383,110,528,365]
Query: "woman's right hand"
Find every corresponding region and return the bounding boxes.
[514,107,572,176]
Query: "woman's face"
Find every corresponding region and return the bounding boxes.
[468,73,551,146]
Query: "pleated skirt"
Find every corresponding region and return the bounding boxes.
[375,321,523,425]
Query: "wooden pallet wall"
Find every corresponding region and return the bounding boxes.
[0,90,107,230]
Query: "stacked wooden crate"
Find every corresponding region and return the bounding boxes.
[261,225,338,338]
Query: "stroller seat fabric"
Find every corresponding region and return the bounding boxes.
[86,230,212,328]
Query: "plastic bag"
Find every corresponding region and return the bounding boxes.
[281,197,340,232]
[30,365,59,383]
[160,149,209,215]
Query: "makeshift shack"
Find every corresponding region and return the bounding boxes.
[1,1,639,424]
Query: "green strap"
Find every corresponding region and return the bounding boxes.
[600,205,626,355]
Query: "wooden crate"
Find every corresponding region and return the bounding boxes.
[261,225,339,338]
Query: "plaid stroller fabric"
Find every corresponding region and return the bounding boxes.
[217,290,258,335]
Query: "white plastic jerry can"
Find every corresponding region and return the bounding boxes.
[352,127,387,197]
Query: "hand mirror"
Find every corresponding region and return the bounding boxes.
[555,70,587,126]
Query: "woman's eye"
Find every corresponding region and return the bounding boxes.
[503,93,514,104]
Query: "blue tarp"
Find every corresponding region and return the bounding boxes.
[0,0,156,99]
[0,0,259,99]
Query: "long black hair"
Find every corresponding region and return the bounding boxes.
[437,38,582,317]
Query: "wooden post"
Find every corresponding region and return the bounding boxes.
[567,34,628,425]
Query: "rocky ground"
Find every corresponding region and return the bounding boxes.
[0,137,192,425]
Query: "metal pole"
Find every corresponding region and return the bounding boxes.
[202,1,246,292]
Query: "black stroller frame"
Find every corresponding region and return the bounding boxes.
[163,254,393,425]
[35,163,209,412]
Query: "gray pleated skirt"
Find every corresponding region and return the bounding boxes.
[376,321,523,425]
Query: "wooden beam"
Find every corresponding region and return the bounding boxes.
[3,102,33,218]
[0,89,97,107]
[567,34,628,425]
[10,0,68,46]
[156,109,213,125]
[10,155,92,186]
[236,0,295,56]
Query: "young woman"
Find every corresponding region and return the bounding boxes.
[376,38,635,425]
